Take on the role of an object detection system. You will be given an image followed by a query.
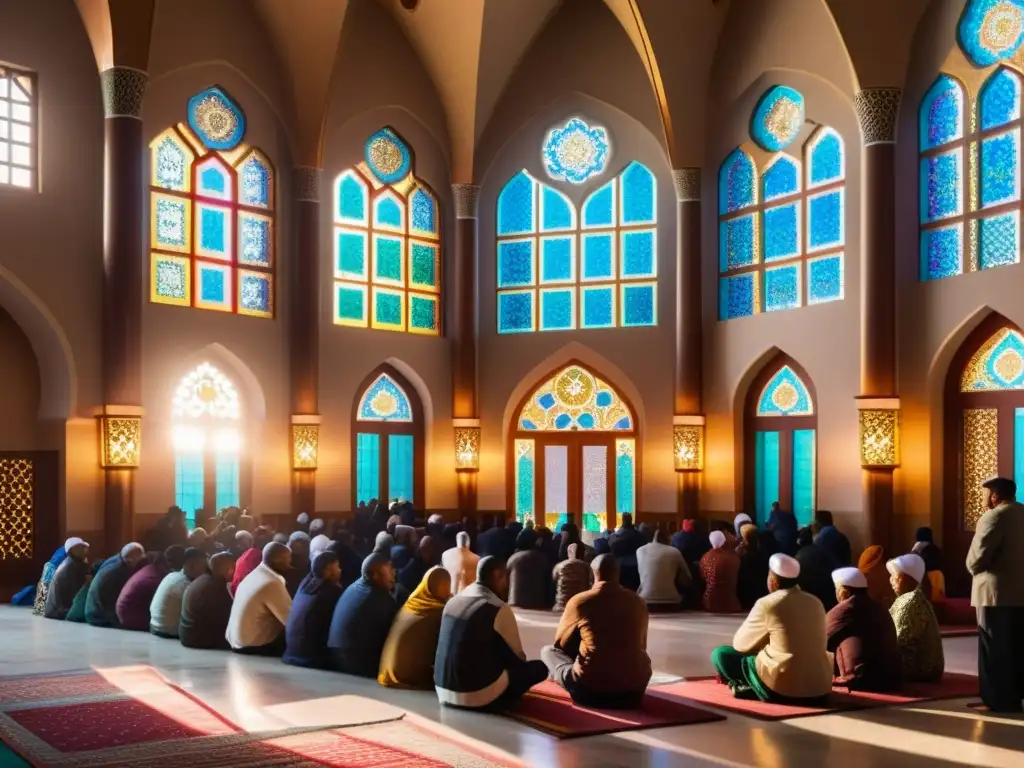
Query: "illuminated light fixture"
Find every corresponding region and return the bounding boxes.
[673,415,705,472]
[453,419,481,471]
[292,415,320,470]
[857,398,900,468]
[99,406,143,468]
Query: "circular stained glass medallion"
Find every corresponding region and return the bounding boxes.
[364,128,412,185]
[187,87,246,151]
[542,117,610,184]
[751,86,805,152]
[771,381,800,413]
[959,0,1024,67]
[993,347,1024,384]
[554,367,596,407]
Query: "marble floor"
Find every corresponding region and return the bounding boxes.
[0,605,1021,767]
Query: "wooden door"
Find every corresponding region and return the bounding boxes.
[0,452,59,599]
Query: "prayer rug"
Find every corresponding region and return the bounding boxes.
[505,680,725,738]
[661,673,980,721]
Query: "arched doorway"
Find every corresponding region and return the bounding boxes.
[351,365,425,509]
[744,356,817,527]
[943,315,1024,596]
[508,362,638,535]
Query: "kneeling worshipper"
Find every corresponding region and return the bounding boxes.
[826,567,902,692]
[637,529,692,609]
[284,532,311,596]
[710,554,833,703]
[541,554,652,709]
[552,543,592,612]
[434,556,548,711]
[699,531,742,613]
[180,552,236,650]
[379,566,452,688]
[43,538,90,620]
[12,544,66,611]
[442,531,480,595]
[507,530,552,609]
[116,546,184,631]
[887,554,944,683]
[151,548,208,638]
[226,542,293,655]
[398,535,440,594]
[230,528,274,596]
[857,545,895,609]
[327,553,398,676]
[85,542,145,628]
[283,551,344,669]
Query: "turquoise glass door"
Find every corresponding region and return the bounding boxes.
[356,433,380,505]
[754,431,780,526]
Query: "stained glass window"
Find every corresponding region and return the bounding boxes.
[516,365,633,431]
[149,88,274,317]
[497,162,656,333]
[542,117,610,184]
[353,366,421,508]
[334,128,441,335]
[357,373,414,422]
[756,365,814,416]
[718,104,845,320]
[961,327,1024,390]
[0,65,37,189]
[920,67,1024,279]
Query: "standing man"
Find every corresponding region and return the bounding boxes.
[967,477,1024,713]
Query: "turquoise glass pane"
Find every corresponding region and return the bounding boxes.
[541,186,573,231]
[981,68,1022,130]
[541,237,573,282]
[356,433,380,504]
[764,204,799,262]
[757,366,813,416]
[583,181,614,227]
[763,156,799,201]
[409,295,437,332]
[621,230,655,277]
[498,171,535,235]
[719,273,756,320]
[792,429,816,527]
[498,291,534,333]
[754,431,780,526]
[980,212,1020,270]
[810,132,843,185]
[981,130,1020,208]
[615,450,635,515]
[337,231,366,277]
[582,233,614,279]
[375,196,403,228]
[764,264,799,312]
[215,454,240,512]
[175,453,204,526]
[200,208,227,253]
[200,267,225,303]
[807,254,843,304]
[582,286,614,328]
[621,162,655,224]
[720,214,757,270]
[719,148,756,214]
[336,285,365,323]
[410,242,437,287]
[540,289,573,330]
[497,239,535,287]
[410,188,437,234]
[919,75,964,150]
[920,223,963,280]
[201,166,226,195]
[621,284,655,326]
[374,291,402,326]
[388,434,414,503]
[375,237,402,282]
[808,190,843,249]
[338,174,366,222]
[516,448,534,524]
[1015,409,1024,499]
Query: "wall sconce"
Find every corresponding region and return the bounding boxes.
[673,415,705,472]
[99,406,143,468]
[857,398,900,468]
[291,416,320,470]
[453,419,481,471]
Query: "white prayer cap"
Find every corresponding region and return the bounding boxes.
[734,513,752,534]
[456,531,471,548]
[428,514,444,525]
[709,530,727,549]
[769,553,800,579]
[235,530,253,542]
[309,534,331,555]
[288,531,310,544]
[120,542,144,558]
[64,537,87,552]
[886,553,925,584]
[296,513,309,524]
[831,567,867,589]
[309,518,326,535]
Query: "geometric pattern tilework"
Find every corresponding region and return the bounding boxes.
[961,326,1024,390]
[516,364,632,431]
[334,128,440,335]
[962,408,998,531]
[0,459,33,560]
[149,90,274,318]
[357,373,413,422]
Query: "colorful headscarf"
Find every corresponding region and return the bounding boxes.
[402,566,450,617]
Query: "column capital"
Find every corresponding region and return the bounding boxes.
[294,166,322,203]
[672,168,701,203]
[452,183,481,219]
[100,67,148,120]
[854,88,903,146]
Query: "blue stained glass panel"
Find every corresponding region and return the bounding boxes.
[541,237,573,283]
[583,182,614,227]
[621,283,655,327]
[720,214,757,270]
[239,215,271,266]
[337,172,367,223]
[763,204,799,262]
[200,267,225,303]
[540,289,574,331]
[410,242,437,288]
[758,366,813,416]
[337,230,367,277]
[581,286,614,328]
[200,207,227,254]
[498,171,535,235]
[374,290,402,326]
[615,444,635,515]
[807,254,844,304]
[621,162,655,224]
[1017,409,1024,500]
[719,149,757,214]
[155,198,187,248]
[754,431,780,526]
[764,264,800,312]
[582,233,614,279]
[920,151,963,222]
[239,274,271,314]
[336,284,366,323]
[155,137,188,191]
[920,224,963,280]
[919,75,964,150]
[751,86,805,152]
[200,166,227,196]
[215,454,240,512]
[808,190,843,249]
[359,374,412,421]
[980,212,1020,269]
[515,443,534,524]
[981,130,1020,207]
[240,156,271,208]
[810,131,843,185]
[375,195,403,228]
[541,186,573,231]
[388,434,414,503]
[498,291,534,334]
[410,188,437,234]
[981,68,1022,130]
[175,453,204,523]
[763,156,799,201]
[356,433,380,504]
[188,86,245,151]
[409,295,438,331]
[497,239,535,287]
[621,230,655,277]
[374,236,402,282]
[792,429,816,526]
[719,273,757,320]
[958,0,1024,67]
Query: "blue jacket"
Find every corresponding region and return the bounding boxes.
[327,578,397,677]
[283,574,343,669]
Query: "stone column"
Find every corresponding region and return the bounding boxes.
[452,184,480,515]
[290,167,322,517]
[855,88,902,549]
[101,67,148,551]
[673,169,704,517]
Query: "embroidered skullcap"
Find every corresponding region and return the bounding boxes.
[886,554,925,585]
[768,553,800,579]
[831,567,867,589]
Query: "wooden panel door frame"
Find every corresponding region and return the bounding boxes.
[0,451,59,596]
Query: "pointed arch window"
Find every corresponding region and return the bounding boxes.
[496,161,658,333]
[333,128,441,335]
[149,86,275,317]
[919,68,1024,280]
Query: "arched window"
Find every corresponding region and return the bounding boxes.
[719,86,845,319]
[333,129,441,335]
[919,68,1022,279]
[351,366,424,509]
[0,64,37,189]
[149,86,275,317]
[744,358,816,526]
[171,362,243,527]
[496,161,658,333]
[510,363,637,535]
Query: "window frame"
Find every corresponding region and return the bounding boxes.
[0,64,38,191]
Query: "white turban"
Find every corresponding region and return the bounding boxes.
[235,530,253,544]
[769,553,800,579]
[309,534,331,555]
[709,530,726,549]
[288,531,310,544]
[64,537,87,552]
[296,513,309,525]
[734,513,752,535]
[886,554,925,585]
[120,542,144,559]
[831,567,867,589]
[428,514,444,526]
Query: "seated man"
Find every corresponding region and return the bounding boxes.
[180,553,236,650]
[226,543,293,655]
[637,530,692,609]
[44,538,91,621]
[116,546,184,631]
[398,535,440,594]
[85,543,145,628]
[507,531,551,610]
[151,548,208,638]
[542,554,652,709]
[284,551,344,669]
[328,553,398,676]
[442,531,480,594]
[284,531,311,597]
[434,556,547,711]
[379,566,452,689]
[710,554,833,703]
[698,531,742,614]
[826,567,902,691]
[887,554,944,683]
[552,543,591,613]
